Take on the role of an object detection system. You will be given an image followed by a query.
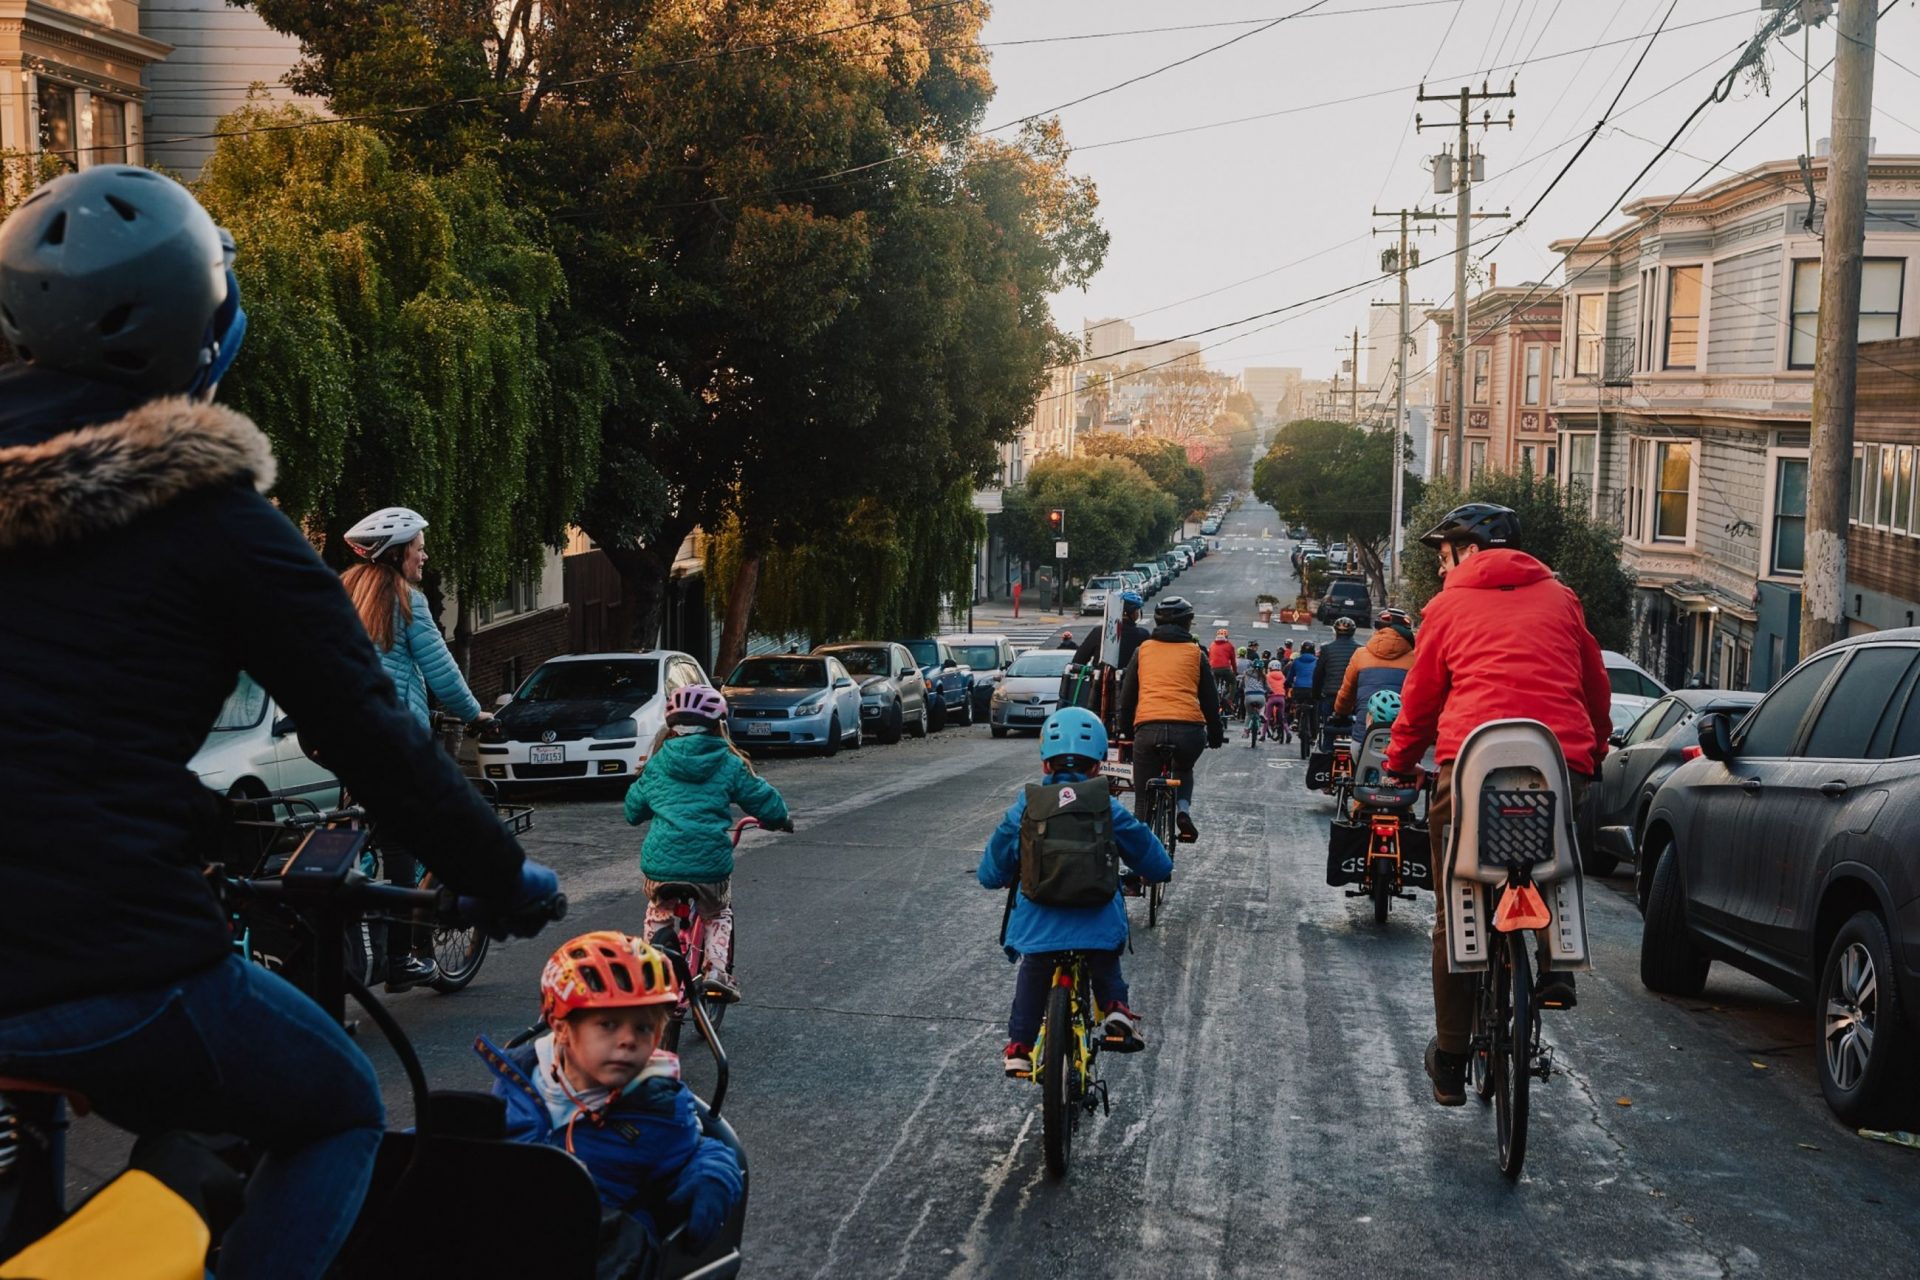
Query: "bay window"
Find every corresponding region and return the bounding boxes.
[1664,266,1702,369]
[1791,258,1904,368]
[1574,294,1605,376]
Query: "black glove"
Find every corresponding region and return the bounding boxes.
[768,817,796,833]
[1207,726,1225,749]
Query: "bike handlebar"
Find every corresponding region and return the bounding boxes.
[227,870,568,934]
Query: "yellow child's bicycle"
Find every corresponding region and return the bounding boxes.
[1019,950,1116,1177]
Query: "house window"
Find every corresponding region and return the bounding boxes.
[1879,444,1898,527]
[37,80,77,168]
[1654,441,1693,541]
[1639,269,1659,372]
[1548,346,1561,403]
[1790,258,1905,368]
[1519,443,1539,474]
[1898,446,1915,534]
[1435,433,1450,478]
[1523,346,1543,405]
[1545,443,1558,478]
[1471,349,1490,405]
[1664,266,1702,369]
[92,98,128,165]
[1563,432,1596,498]
[1851,445,1865,523]
[1469,439,1487,481]
[1770,455,1807,575]
[479,568,541,626]
[1574,295,1605,376]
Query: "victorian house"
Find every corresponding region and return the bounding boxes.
[1,1,169,176]
[1427,272,1565,483]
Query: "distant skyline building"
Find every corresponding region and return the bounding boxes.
[1084,316,1137,361]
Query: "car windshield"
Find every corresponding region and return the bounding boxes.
[517,659,659,703]
[1008,651,1073,678]
[825,647,890,677]
[727,658,827,689]
[210,674,268,731]
[1088,576,1122,589]
[950,644,1000,670]
[900,640,940,667]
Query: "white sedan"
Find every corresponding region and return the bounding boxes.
[478,651,711,788]
[191,672,340,807]
[989,649,1076,737]
[1602,649,1671,733]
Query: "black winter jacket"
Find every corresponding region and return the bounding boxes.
[1313,635,1360,705]
[0,365,525,1014]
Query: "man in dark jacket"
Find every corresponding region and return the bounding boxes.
[1070,591,1150,670]
[0,168,558,1279]
[1312,616,1361,730]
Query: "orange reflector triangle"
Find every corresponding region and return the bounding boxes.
[1494,883,1551,932]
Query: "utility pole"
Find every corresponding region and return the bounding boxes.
[1803,0,1876,656]
[1418,80,1515,486]
[1373,208,1441,596]
[1350,329,1362,424]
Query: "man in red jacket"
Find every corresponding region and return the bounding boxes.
[1383,503,1612,1106]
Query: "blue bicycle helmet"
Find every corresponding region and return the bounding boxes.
[1040,706,1108,766]
[1366,689,1403,725]
[1119,590,1145,610]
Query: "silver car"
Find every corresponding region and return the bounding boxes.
[989,649,1076,738]
[812,641,929,744]
[723,655,863,755]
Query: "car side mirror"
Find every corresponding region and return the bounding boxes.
[271,715,298,738]
[1607,730,1626,748]
[835,677,854,689]
[493,693,513,709]
[942,660,958,670]
[1696,712,1733,762]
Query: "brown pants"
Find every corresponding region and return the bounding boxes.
[1430,764,1590,1054]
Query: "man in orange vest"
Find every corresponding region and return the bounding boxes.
[1117,596,1225,841]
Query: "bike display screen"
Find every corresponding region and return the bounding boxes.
[282,827,368,885]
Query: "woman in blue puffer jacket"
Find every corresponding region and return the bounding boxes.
[342,505,492,990]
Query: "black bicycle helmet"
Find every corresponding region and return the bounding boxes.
[0,165,244,396]
[1419,502,1518,550]
[1300,641,1316,654]
[1333,616,1356,634]
[1154,596,1195,627]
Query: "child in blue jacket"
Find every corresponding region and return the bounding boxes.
[624,685,790,1002]
[474,932,743,1248]
[979,707,1172,1078]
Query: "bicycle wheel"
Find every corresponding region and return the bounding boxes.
[1041,983,1076,1177]
[1470,973,1496,1103]
[417,873,489,993]
[1371,859,1392,925]
[1494,933,1532,1180]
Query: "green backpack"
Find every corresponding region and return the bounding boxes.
[1018,776,1121,908]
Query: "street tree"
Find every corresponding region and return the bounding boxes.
[196,104,605,624]
[1403,468,1634,649]
[1080,432,1206,516]
[1004,456,1176,593]
[1252,418,1422,606]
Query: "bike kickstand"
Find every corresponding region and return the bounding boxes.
[1085,1079,1111,1116]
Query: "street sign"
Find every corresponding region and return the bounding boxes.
[1055,540,1070,560]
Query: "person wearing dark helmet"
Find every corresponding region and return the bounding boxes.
[1312,615,1361,733]
[1070,590,1149,671]
[1332,607,1417,719]
[1116,596,1225,841]
[1380,503,1611,1107]
[0,167,560,1278]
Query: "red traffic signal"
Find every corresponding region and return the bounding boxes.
[1047,508,1066,535]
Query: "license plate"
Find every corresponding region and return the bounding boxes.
[1020,706,1047,718]
[746,722,772,737]
[529,744,565,765]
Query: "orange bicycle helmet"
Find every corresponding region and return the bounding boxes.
[540,931,680,1024]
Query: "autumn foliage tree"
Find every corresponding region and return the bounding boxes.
[1252,419,1422,606]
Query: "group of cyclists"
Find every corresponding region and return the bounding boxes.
[0,162,1620,1272]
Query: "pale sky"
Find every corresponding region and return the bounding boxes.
[978,0,1920,381]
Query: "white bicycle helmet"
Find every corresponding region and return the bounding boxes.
[345,507,428,561]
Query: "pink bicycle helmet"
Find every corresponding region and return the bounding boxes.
[665,684,728,726]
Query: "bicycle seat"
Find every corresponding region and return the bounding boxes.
[1352,783,1421,811]
[651,882,703,901]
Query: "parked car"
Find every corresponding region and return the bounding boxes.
[1583,689,1761,882]
[990,648,1076,737]
[812,642,930,743]
[942,633,1018,718]
[896,637,973,729]
[479,651,710,787]
[1327,542,1350,571]
[1602,649,1670,732]
[191,672,341,807]
[1131,562,1166,594]
[1638,630,1920,1125]
[1159,550,1184,578]
[1184,537,1207,561]
[1317,575,1372,626]
[1288,523,1308,540]
[1082,573,1126,618]
[722,654,863,755]
[1291,540,1323,571]
[1200,517,1221,535]
[1116,569,1150,599]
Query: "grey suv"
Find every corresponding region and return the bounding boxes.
[1316,576,1371,626]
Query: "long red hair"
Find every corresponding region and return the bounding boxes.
[340,556,412,652]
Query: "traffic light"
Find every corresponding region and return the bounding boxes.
[1048,508,1066,536]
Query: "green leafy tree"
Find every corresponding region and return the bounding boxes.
[1403,468,1634,648]
[1252,419,1422,606]
[1081,432,1206,517]
[196,104,605,615]
[1004,456,1176,591]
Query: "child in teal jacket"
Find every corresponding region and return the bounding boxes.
[624,687,789,1002]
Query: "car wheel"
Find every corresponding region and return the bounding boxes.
[822,714,841,758]
[1640,845,1710,996]
[1577,798,1618,877]
[226,778,269,804]
[955,695,973,727]
[991,725,1009,739]
[928,698,947,732]
[1817,910,1911,1126]
[881,703,904,745]
[909,704,929,738]
[848,716,863,749]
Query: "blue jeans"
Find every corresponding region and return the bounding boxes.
[0,955,384,1279]
[1007,950,1126,1045]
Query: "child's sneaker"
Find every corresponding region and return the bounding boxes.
[1003,1042,1033,1078]
[1175,811,1199,843]
[701,970,741,1004]
[1100,1003,1146,1053]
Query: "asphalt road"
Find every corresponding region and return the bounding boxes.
[62,499,1920,1276]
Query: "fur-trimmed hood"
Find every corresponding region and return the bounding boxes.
[0,395,276,553]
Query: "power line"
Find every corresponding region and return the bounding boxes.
[1117,234,1374,322]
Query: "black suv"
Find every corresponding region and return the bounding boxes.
[1316,576,1371,626]
[1638,629,1920,1125]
